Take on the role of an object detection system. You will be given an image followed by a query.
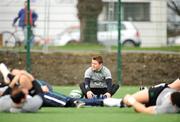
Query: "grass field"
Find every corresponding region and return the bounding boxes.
[0,86,179,122]
[3,43,180,52]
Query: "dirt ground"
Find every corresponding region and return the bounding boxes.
[0,51,180,86]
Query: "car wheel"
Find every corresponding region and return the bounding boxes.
[67,39,79,45]
[123,40,136,47]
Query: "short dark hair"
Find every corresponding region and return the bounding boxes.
[10,88,26,104]
[92,56,103,64]
[171,92,180,108]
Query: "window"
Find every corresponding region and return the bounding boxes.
[122,2,150,21]
[102,2,150,22]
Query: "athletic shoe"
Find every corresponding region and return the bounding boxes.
[74,100,85,108]
[0,63,10,84]
[119,99,128,108]
[119,99,125,108]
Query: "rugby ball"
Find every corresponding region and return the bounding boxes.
[69,89,82,98]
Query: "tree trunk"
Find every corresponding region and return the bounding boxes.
[77,0,103,43]
[80,17,97,43]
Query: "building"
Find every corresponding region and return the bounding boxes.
[0,0,167,47]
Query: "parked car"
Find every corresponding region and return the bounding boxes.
[53,25,80,46]
[98,21,141,46]
[168,36,180,46]
[53,21,141,47]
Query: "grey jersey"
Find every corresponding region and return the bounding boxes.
[155,88,180,114]
[84,66,112,88]
[0,95,43,113]
[0,95,12,112]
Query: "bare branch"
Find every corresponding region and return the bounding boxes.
[168,0,180,16]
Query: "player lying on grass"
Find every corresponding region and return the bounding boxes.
[103,78,180,114]
[0,80,100,113]
[0,86,43,112]
[0,63,103,112]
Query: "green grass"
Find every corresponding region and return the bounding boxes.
[1,86,179,122]
[2,43,180,52]
[50,43,180,52]
[50,43,105,51]
[120,45,180,52]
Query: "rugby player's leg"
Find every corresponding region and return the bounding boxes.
[168,78,180,90]
[131,89,149,104]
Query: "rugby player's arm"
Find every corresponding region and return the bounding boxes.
[105,78,112,93]
[2,75,20,96]
[132,101,156,114]
[84,78,91,92]
[124,94,156,114]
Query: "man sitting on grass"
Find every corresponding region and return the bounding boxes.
[80,56,119,99]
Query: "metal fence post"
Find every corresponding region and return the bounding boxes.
[26,0,32,72]
[117,0,122,85]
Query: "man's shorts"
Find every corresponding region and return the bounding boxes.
[145,83,168,107]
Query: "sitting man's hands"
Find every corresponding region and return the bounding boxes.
[86,91,94,99]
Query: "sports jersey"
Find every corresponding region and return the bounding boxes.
[0,95,42,113]
[155,88,180,114]
[84,66,112,88]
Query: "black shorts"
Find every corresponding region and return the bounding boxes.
[90,88,108,97]
[145,83,168,107]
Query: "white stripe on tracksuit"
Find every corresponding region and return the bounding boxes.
[44,95,66,106]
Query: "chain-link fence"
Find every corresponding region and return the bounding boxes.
[0,0,176,49]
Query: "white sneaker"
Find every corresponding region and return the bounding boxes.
[103,98,122,107]
[0,63,10,84]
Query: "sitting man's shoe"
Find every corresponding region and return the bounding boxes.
[74,100,85,108]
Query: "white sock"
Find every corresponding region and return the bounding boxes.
[0,63,10,84]
[103,98,122,107]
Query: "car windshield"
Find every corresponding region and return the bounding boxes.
[98,23,126,32]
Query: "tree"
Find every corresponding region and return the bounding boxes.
[167,0,180,16]
[77,0,103,43]
[167,0,180,37]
